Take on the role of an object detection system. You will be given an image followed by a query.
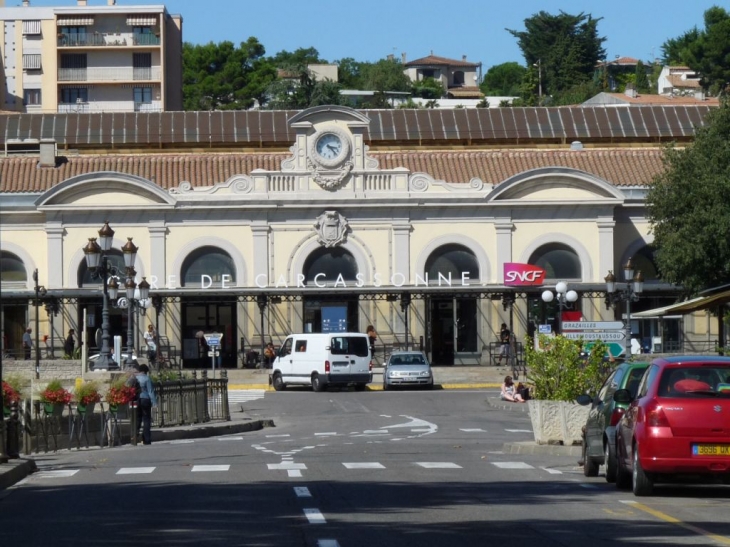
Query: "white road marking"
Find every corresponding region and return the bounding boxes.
[117,467,155,475]
[269,462,307,470]
[415,462,462,469]
[218,437,244,441]
[314,432,337,436]
[288,470,303,478]
[169,440,195,444]
[460,428,486,432]
[227,389,266,403]
[491,462,535,470]
[304,508,326,524]
[294,487,312,497]
[266,434,290,438]
[36,470,79,478]
[317,541,341,547]
[343,463,385,469]
[541,467,563,475]
[505,429,533,433]
[191,465,230,472]
[410,428,432,433]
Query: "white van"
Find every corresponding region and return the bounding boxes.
[270,332,373,392]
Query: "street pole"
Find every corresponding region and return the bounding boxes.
[257,295,267,369]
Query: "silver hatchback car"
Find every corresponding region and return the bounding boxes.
[383,351,434,390]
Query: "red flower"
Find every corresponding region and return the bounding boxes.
[40,386,72,405]
[2,381,21,406]
[105,385,136,406]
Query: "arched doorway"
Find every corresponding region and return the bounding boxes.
[180,246,237,368]
[302,246,360,333]
[424,244,480,365]
[1,251,28,357]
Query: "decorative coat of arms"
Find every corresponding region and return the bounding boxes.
[314,211,349,248]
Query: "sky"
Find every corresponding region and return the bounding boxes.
[14,0,725,69]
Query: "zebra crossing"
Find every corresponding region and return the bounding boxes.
[227,389,267,404]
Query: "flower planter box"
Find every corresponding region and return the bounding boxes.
[528,399,589,445]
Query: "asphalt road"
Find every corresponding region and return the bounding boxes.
[2,389,729,547]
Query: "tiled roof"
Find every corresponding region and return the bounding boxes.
[596,57,641,66]
[599,93,717,105]
[0,148,666,193]
[405,54,480,68]
[668,75,702,88]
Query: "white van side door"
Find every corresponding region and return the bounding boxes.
[277,337,294,379]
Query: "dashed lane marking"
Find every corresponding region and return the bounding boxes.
[218,436,244,441]
[491,462,535,470]
[294,487,312,497]
[460,428,486,432]
[266,434,290,438]
[343,463,386,469]
[36,470,79,478]
[268,462,307,470]
[505,429,533,433]
[227,389,266,403]
[314,432,338,436]
[288,470,303,478]
[304,508,327,524]
[415,462,462,469]
[541,467,563,475]
[117,467,155,475]
[191,465,230,472]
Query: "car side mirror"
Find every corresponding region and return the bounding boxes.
[575,394,593,406]
[613,388,632,404]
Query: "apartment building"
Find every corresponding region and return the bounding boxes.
[0,0,182,114]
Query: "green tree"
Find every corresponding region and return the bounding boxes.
[507,11,606,97]
[336,57,361,89]
[270,47,325,67]
[412,77,443,99]
[480,62,526,96]
[359,58,412,93]
[182,38,275,110]
[646,97,730,294]
[661,28,700,65]
[634,61,652,94]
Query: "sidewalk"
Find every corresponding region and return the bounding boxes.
[1,364,580,491]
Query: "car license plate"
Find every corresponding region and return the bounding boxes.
[692,444,730,456]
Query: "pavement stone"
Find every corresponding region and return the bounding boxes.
[0,364,576,490]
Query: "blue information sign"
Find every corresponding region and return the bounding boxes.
[321,306,347,333]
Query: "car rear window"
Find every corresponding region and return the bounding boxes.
[658,365,730,398]
[330,336,369,357]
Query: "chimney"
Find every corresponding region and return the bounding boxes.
[462,55,467,61]
[77,0,87,5]
[22,0,30,6]
[108,0,116,4]
[624,84,637,99]
[39,140,57,168]
[401,52,406,63]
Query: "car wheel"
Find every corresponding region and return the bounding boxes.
[615,443,632,490]
[354,383,367,391]
[383,381,389,391]
[312,373,325,392]
[632,445,654,496]
[583,442,599,477]
[604,441,617,483]
[272,373,285,392]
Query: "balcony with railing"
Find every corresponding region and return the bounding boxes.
[58,66,162,82]
[57,32,161,48]
[58,100,162,114]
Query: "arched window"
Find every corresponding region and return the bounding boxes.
[1,251,27,283]
[424,244,479,283]
[453,71,465,86]
[529,243,581,280]
[303,247,358,284]
[630,246,659,282]
[181,246,236,287]
[77,250,126,287]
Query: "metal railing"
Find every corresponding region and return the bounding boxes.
[57,32,160,47]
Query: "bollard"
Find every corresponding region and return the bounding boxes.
[7,400,20,458]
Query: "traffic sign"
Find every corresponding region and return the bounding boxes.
[562,321,624,331]
[204,332,223,347]
[207,350,219,357]
[585,341,626,358]
[563,332,626,341]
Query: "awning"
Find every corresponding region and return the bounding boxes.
[57,17,94,26]
[633,289,730,317]
[127,16,157,26]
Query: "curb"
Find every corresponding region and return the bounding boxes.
[152,419,274,443]
[228,383,503,391]
[502,440,582,458]
[0,459,38,491]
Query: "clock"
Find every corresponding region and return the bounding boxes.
[311,127,350,168]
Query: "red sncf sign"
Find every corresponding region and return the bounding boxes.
[503,263,546,286]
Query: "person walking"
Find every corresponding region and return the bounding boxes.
[143,324,158,367]
[366,325,378,358]
[22,327,33,360]
[135,364,157,445]
[64,329,76,358]
[496,323,511,365]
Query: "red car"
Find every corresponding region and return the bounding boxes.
[615,355,730,496]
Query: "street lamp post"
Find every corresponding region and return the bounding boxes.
[605,259,644,358]
[257,294,268,369]
[83,223,142,371]
[541,281,578,334]
[32,269,47,379]
[400,292,411,350]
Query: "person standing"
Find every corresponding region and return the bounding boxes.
[366,325,378,358]
[496,323,511,365]
[263,342,276,369]
[135,364,157,445]
[64,329,76,357]
[143,324,158,367]
[22,327,33,360]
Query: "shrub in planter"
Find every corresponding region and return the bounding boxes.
[40,379,72,416]
[74,380,102,412]
[525,335,613,444]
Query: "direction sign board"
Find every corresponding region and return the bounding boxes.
[204,332,223,347]
[586,341,626,358]
[563,332,626,341]
[562,321,624,331]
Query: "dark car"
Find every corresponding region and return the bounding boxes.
[615,355,730,496]
[577,361,649,481]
